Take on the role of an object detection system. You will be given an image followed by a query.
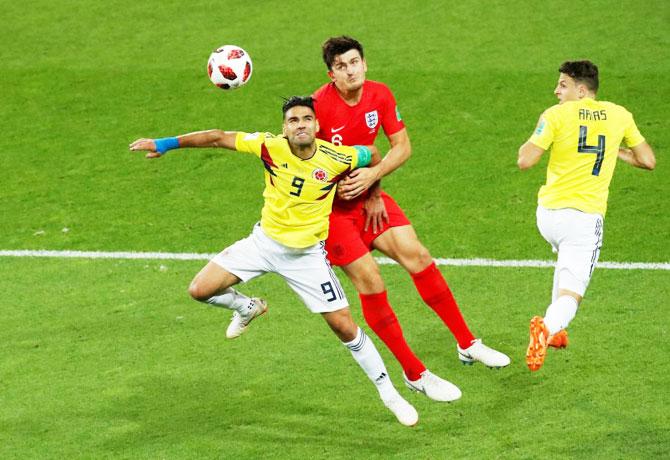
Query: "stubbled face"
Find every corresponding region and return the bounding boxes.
[328,49,367,93]
[283,105,319,148]
[554,73,585,104]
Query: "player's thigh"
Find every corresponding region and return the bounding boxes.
[373,225,432,273]
[555,212,604,297]
[536,206,559,250]
[555,246,599,297]
[340,252,385,294]
[194,227,269,296]
[325,208,370,267]
[189,261,241,300]
[279,246,349,313]
[363,191,411,246]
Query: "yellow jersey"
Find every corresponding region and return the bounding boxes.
[529,98,645,216]
[235,132,370,248]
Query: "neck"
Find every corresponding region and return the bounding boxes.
[335,84,363,106]
[290,143,317,160]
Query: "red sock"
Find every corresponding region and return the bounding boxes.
[411,262,475,349]
[360,291,426,381]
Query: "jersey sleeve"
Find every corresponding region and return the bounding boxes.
[234,132,275,157]
[622,111,645,148]
[328,144,370,170]
[528,108,557,150]
[380,85,405,137]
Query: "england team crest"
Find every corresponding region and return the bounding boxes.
[365,110,378,129]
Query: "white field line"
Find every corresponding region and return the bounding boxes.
[0,250,669,271]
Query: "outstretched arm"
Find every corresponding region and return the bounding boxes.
[618,142,656,170]
[339,128,411,200]
[129,129,238,158]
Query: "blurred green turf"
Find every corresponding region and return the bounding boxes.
[1,258,668,458]
[1,0,667,260]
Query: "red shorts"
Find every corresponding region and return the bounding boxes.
[325,191,411,266]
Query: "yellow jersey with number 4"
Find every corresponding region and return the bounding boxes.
[528,98,645,216]
[234,132,370,248]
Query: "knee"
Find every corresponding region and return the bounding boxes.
[415,245,433,268]
[399,243,433,272]
[327,312,358,342]
[188,279,210,302]
[353,266,385,293]
[336,321,358,342]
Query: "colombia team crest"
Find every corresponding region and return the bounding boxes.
[365,110,378,129]
[312,168,328,182]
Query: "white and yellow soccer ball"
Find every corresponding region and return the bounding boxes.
[207,45,253,90]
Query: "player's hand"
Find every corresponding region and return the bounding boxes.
[129,138,161,159]
[363,194,389,234]
[338,167,381,200]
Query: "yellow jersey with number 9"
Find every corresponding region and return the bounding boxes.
[234,132,370,248]
[528,98,645,216]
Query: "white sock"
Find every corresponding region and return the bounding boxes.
[343,327,398,402]
[205,288,253,314]
[544,295,579,335]
[551,267,560,302]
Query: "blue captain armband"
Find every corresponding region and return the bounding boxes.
[154,137,180,155]
[354,145,372,167]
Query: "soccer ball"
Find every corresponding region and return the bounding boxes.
[207,45,253,90]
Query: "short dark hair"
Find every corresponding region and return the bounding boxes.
[559,60,599,92]
[282,96,315,117]
[322,36,364,70]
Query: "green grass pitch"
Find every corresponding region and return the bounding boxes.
[1,0,668,458]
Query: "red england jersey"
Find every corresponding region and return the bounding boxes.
[312,80,405,207]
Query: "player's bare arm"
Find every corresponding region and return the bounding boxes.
[517,141,545,170]
[518,114,548,170]
[618,142,656,170]
[129,130,238,158]
[340,128,411,199]
[359,128,411,231]
[368,143,382,166]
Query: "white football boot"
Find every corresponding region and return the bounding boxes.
[225,298,268,339]
[382,393,419,427]
[403,370,462,402]
[457,339,510,368]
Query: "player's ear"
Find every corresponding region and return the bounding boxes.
[362,59,367,73]
[315,119,320,133]
[328,70,335,82]
[578,83,587,98]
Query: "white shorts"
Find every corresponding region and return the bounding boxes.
[211,224,349,313]
[536,206,604,296]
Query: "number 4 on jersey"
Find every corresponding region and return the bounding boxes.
[578,125,606,176]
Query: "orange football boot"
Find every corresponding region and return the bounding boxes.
[548,329,569,349]
[526,316,549,371]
